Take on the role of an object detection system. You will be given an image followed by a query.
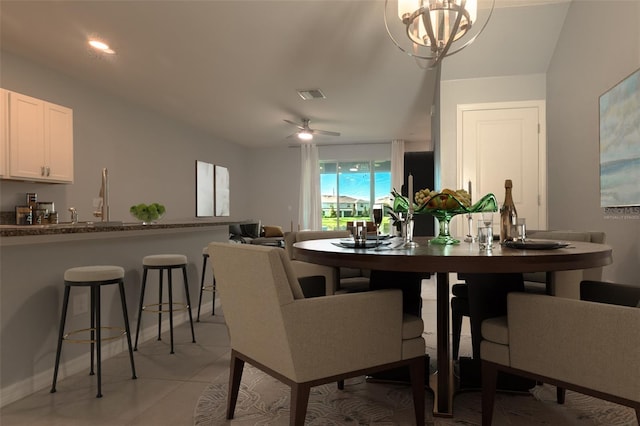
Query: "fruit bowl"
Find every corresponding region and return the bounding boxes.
[392,191,498,244]
[129,203,166,225]
[424,193,498,244]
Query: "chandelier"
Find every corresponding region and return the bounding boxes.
[384,0,495,68]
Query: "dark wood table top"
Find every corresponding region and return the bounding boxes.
[294,237,613,274]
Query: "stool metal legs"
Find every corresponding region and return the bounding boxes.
[181,265,197,345]
[118,281,137,381]
[134,265,196,354]
[197,253,216,321]
[133,268,148,351]
[51,279,136,398]
[51,286,71,395]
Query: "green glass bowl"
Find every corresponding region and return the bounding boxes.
[392,192,498,245]
[426,193,498,245]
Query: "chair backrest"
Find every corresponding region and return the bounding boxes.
[527,230,606,244]
[284,230,350,260]
[580,280,640,307]
[208,242,305,376]
[523,230,606,286]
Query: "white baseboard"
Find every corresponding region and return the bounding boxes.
[0,310,195,408]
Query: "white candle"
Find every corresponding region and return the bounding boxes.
[408,173,414,214]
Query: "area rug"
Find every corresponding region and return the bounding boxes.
[193,364,637,426]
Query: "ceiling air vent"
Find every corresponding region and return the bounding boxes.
[296,89,326,100]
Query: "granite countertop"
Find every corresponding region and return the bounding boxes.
[0,220,235,237]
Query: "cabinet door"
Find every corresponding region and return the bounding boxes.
[45,102,73,182]
[9,92,46,180]
[0,89,7,177]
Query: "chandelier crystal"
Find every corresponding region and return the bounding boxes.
[385,0,494,68]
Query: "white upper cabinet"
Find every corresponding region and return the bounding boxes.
[6,90,73,183]
[0,89,7,177]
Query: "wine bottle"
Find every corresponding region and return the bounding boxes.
[500,179,518,242]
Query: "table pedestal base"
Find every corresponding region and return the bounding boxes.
[430,361,454,418]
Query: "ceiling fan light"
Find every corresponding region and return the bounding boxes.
[297,131,313,141]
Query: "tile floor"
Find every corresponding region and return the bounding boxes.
[0,278,463,426]
[0,307,231,426]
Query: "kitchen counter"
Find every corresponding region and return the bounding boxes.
[1,218,232,405]
[0,220,237,246]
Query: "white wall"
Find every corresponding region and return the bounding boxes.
[439,73,547,231]
[439,73,547,190]
[546,1,640,284]
[0,52,251,223]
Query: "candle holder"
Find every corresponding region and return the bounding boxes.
[401,212,418,248]
[464,213,476,243]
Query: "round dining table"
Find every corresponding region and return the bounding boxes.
[293,236,613,417]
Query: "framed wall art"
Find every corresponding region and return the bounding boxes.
[215,165,230,216]
[196,160,214,217]
[599,67,640,207]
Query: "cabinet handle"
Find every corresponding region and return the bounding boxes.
[41,166,45,176]
[46,167,51,176]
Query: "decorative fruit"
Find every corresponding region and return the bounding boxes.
[130,203,166,222]
[414,188,471,211]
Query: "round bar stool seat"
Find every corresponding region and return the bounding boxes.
[51,265,137,398]
[64,265,125,282]
[134,254,196,354]
[143,254,188,267]
[197,247,216,321]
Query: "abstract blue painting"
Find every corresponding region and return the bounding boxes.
[600,68,640,207]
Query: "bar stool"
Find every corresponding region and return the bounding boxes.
[51,265,137,398]
[134,254,196,354]
[196,247,216,321]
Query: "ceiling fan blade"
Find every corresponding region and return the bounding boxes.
[283,119,304,130]
[312,129,341,137]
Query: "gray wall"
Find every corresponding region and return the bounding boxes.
[546,0,640,284]
[0,52,254,405]
[0,52,251,223]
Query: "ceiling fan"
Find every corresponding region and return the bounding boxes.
[284,118,341,141]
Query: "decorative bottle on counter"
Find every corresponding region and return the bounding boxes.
[500,179,518,242]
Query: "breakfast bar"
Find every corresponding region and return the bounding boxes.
[0,221,231,404]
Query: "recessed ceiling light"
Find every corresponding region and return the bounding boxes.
[89,39,115,54]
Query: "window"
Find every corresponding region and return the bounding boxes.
[320,160,391,232]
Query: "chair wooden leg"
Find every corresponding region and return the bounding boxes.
[557,386,566,404]
[290,383,311,426]
[227,353,244,420]
[481,361,498,426]
[409,357,426,426]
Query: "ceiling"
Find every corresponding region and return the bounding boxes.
[0,0,570,148]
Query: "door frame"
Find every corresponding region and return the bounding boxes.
[456,100,548,232]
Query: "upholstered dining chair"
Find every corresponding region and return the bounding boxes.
[451,230,606,360]
[284,230,370,294]
[207,242,426,426]
[480,282,640,426]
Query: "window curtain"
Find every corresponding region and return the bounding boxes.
[299,143,321,231]
[391,139,405,193]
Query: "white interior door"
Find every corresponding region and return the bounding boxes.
[457,101,547,235]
